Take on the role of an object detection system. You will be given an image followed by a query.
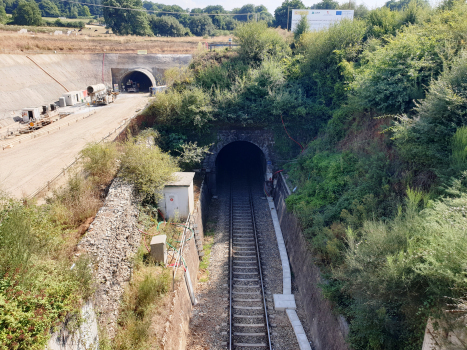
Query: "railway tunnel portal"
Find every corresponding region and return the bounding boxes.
[203,129,276,195]
[119,69,155,92]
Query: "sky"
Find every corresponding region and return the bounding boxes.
[146,0,438,15]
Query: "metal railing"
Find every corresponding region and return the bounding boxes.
[171,213,193,291]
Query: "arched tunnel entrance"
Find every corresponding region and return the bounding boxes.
[215,141,267,189]
[120,70,154,92]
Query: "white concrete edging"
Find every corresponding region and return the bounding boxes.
[267,197,312,350]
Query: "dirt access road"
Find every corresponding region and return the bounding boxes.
[0,93,148,199]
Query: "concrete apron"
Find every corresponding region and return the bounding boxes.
[268,197,312,350]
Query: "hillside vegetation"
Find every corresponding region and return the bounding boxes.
[143,0,467,348]
[0,137,180,349]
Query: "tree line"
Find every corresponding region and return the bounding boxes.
[0,0,426,36]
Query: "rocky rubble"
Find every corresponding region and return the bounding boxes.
[78,178,141,339]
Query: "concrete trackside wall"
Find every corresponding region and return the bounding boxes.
[273,173,349,350]
[0,53,191,124]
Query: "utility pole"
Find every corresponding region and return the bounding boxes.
[287,6,290,31]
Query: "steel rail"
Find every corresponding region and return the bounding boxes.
[229,178,234,350]
[228,171,271,349]
[248,179,272,349]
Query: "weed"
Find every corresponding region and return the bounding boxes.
[199,237,213,282]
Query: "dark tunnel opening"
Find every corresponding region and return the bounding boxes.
[121,71,153,92]
[216,141,266,187]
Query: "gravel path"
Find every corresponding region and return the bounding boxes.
[186,178,303,349]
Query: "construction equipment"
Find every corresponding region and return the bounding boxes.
[87,84,118,105]
[19,103,60,133]
[127,82,139,93]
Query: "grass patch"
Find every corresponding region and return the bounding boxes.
[198,236,213,283]
[101,244,171,350]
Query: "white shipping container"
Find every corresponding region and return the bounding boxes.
[62,91,84,106]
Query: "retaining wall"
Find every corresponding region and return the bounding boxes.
[0,53,191,124]
[273,173,349,350]
[160,176,210,350]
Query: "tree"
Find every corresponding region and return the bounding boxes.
[103,0,153,35]
[38,0,60,17]
[188,15,214,36]
[12,0,42,26]
[142,0,153,11]
[203,5,224,13]
[68,5,78,18]
[274,0,305,29]
[293,14,309,41]
[385,0,429,11]
[155,4,189,26]
[214,15,237,30]
[78,5,91,16]
[255,5,273,25]
[311,0,339,9]
[235,4,255,21]
[151,15,188,36]
[340,0,369,18]
[0,0,8,23]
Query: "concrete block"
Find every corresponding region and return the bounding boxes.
[150,235,167,264]
[273,294,296,311]
[286,309,312,350]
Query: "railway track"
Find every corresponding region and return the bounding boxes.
[228,174,272,349]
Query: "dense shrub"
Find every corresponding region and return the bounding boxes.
[0,196,92,349]
[234,21,290,64]
[297,19,366,106]
[392,52,467,172]
[119,141,179,200]
[336,189,467,349]
[150,15,188,36]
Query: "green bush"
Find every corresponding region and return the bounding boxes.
[234,21,290,64]
[392,52,467,173]
[80,142,119,184]
[12,0,42,26]
[150,15,188,37]
[298,19,366,106]
[0,196,93,350]
[146,87,213,133]
[335,189,467,349]
[120,141,179,200]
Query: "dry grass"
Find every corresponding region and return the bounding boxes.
[0,27,232,54]
[100,246,172,350]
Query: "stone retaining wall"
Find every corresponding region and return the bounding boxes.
[77,178,141,339]
[273,173,349,350]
